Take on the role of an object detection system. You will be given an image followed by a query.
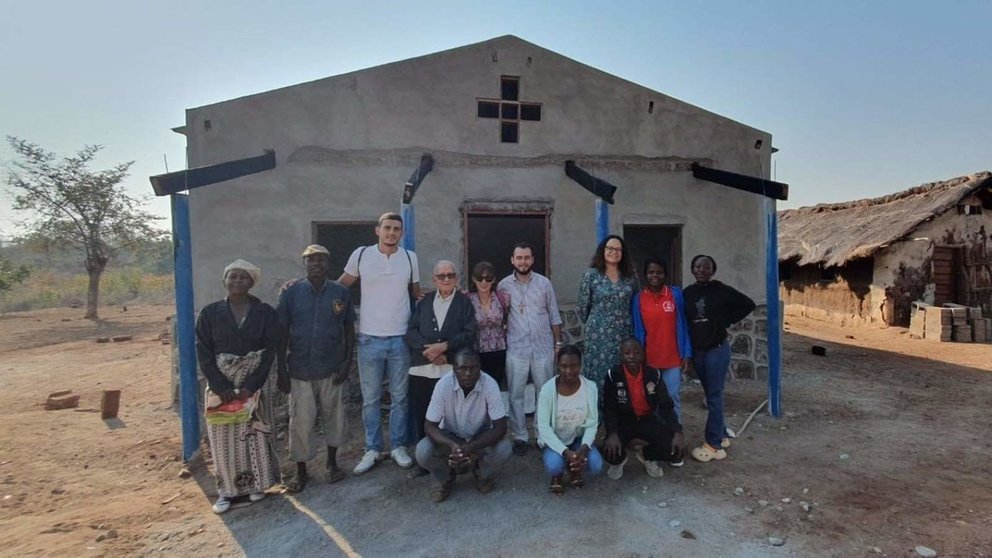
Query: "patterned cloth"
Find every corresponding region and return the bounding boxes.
[467,291,508,353]
[205,350,280,498]
[577,268,635,387]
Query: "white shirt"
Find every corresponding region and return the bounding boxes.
[344,244,419,336]
[553,383,587,444]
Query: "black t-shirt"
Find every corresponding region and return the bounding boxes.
[682,281,756,351]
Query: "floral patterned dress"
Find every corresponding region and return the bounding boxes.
[577,268,636,388]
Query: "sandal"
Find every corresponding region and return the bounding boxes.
[549,475,564,495]
[690,444,727,463]
[569,471,585,488]
[431,482,452,503]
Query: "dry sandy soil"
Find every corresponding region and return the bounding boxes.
[0,305,990,557]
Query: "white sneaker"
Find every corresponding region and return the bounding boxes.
[249,492,266,502]
[607,457,627,480]
[353,450,382,475]
[643,460,664,478]
[390,446,414,469]
[212,497,231,514]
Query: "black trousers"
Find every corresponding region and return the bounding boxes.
[479,350,506,389]
[408,375,440,443]
[604,417,677,465]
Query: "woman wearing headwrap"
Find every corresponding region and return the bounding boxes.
[195,259,281,513]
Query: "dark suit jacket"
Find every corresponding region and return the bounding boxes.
[405,290,478,368]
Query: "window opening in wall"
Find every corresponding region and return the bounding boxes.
[476,76,542,143]
[477,101,500,118]
[520,103,541,121]
[500,76,519,101]
[501,121,519,143]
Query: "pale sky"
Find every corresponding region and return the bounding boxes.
[2,1,990,235]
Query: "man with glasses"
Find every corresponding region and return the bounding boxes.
[340,213,421,475]
[405,260,478,455]
[497,242,563,456]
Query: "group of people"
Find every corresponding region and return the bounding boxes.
[195,213,755,511]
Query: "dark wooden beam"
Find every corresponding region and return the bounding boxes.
[148,150,276,196]
[401,154,434,204]
[692,163,789,201]
[564,160,617,204]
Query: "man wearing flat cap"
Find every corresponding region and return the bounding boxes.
[276,244,356,492]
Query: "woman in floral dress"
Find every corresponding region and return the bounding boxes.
[576,235,637,388]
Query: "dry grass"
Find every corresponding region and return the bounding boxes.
[0,268,173,312]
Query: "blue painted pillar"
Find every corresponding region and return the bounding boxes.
[595,198,609,243]
[401,202,415,251]
[171,193,200,460]
[765,199,782,418]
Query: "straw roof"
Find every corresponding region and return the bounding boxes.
[778,172,992,267]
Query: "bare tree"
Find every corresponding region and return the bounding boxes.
[5,136,163,319]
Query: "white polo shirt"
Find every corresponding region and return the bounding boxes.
[344,244,419,336]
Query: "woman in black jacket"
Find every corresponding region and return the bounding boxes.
[195,259,280,514]
[682,254,756,463]
[405,260,478,444]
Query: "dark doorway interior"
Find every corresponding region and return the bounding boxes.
[312,221,377,304]
[465,212,549,282]
[623,225,683,286]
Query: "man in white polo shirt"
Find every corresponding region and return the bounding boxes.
[339,212,421,475]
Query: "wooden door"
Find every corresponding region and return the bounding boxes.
[932,246,961,306]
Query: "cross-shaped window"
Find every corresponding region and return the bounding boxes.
[477,76,542,143]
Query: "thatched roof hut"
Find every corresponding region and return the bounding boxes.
[778,172,992,267]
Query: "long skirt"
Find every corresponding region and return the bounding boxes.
[205,350,280,498]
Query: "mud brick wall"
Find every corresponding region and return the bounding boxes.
[558,304,769,380]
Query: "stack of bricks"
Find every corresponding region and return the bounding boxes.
[922,305,953,342]
[949,307,972,342]
[944,304,992,343]
[912,302,991,343]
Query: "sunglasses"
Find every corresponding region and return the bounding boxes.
[474,276,495,282]
[435,273,457,280]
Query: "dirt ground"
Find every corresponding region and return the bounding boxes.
[0,305,990,557]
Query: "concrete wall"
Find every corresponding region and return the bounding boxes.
[182,37,773,371]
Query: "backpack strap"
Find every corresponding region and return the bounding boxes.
[355,246,368,277]
[403,248,413,285]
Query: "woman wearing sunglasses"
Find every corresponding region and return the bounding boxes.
[466,261,510,391]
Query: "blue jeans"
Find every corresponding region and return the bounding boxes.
[693,340,731,449]
[357,334,410,452]
[542,439,604,477]
[659,366,682,424]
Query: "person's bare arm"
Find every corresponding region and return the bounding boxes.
[337,273,358,287]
